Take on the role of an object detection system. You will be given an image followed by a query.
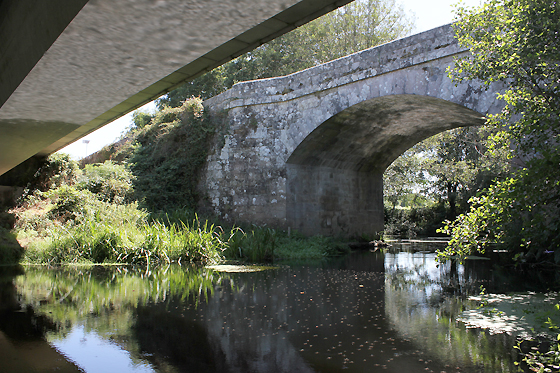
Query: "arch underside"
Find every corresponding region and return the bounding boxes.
[286,94,485,237]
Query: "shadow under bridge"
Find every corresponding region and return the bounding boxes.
[285,94,485,237]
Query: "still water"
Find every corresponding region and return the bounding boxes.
[0,244,552,372]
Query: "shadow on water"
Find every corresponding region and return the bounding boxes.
[1,245,555,372]
[0,266,83,372]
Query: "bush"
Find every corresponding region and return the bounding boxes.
[44,185,95,223]
[20,153,79,196]
[437,154,560,265]
[78,161,134,203]
[127,98,220,211]
[384,204,448,238]
[0,227,24,264]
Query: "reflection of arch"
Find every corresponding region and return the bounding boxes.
[286,95,485,237]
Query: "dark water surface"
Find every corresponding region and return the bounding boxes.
[0,244,554,372]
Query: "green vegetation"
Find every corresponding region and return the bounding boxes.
[10,163,226,265]
[225,228,348,262]
[382,1,560,363]
[126,99,219,211]
[383,125,510,238]
[14,265,225,334]
[383,0,559,268]
[0,1,416,265]
[437,0,560,266]
[428,1,560,370]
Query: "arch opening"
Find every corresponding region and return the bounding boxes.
[285,94,485,237]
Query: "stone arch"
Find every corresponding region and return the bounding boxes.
[201,24,507,236]
[285,94,486,237]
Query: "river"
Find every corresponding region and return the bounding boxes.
[0,242,555,372]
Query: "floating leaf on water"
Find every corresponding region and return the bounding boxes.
[458,292,560,338]
[206,264,277,273]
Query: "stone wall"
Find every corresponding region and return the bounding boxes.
[286,165,383,237]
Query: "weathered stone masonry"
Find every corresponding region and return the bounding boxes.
[200,23,505,237]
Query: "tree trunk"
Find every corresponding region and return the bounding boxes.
[447,181,457,219]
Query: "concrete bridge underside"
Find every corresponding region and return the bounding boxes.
[203,24,505,237]
[0,0,352,177]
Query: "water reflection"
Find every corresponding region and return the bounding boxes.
[0,247,533,372]
[384,246,517,372]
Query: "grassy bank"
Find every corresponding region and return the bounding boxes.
[3,186,345,266]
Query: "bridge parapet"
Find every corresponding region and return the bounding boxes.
[206,24,466,110]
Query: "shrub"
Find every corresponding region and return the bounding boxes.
[0,227,24,264]
[126,98,221,211]
[384,204,448,238]
[78,161,134,203]
[20,153,79,196]
[43,185,95,223]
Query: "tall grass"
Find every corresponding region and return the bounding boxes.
[21,201,226,266]
[15,194,347,265]
[222,226,348,262]
[225,226,277,262]
[10,178,349,265]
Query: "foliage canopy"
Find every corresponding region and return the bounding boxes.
[438,0,560,265]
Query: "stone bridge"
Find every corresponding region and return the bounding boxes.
[202,24,505,237]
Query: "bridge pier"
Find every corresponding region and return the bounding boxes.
[286,164,383,237]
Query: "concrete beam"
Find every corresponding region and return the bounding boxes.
[0,0,353,176]
[0,0,89,109]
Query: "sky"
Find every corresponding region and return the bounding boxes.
[58,0,482,160]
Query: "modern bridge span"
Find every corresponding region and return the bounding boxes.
[0,0,352,177]
[201,24,505,237]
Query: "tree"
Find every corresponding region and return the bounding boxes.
[157,0,414,107]
[384,126,509,216]
[438,0,560,265]
[132,110,154,130]
[383,125,509,238]
[384,147,428,213]
[421,126,510,219]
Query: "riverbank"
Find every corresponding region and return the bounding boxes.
[1,195,348,266]
[0,152,353,266]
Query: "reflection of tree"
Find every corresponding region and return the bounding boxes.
[193,266,446,372]
[16,265,224,321]
[0,266,22,313]
[0,267,83,373]
[384,251,518,372]
[13,265,225,369]
[0,266,59,341]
